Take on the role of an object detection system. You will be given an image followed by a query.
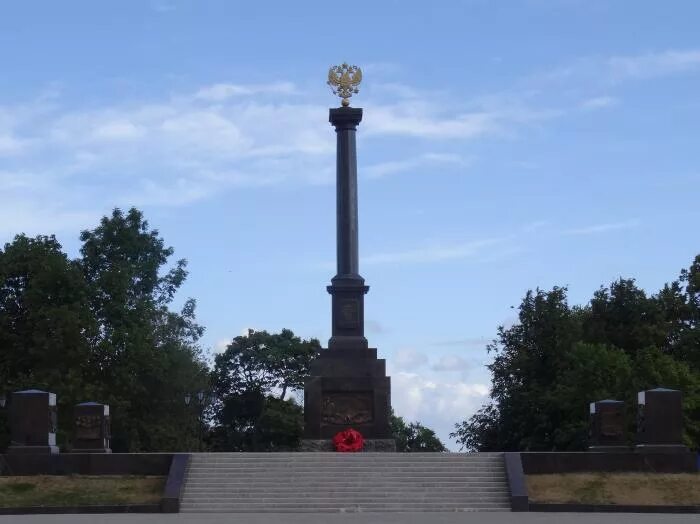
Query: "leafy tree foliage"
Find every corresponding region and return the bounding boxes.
[0,209,208,452]
[211,329,320,451]
[391,411,446,452]
[0,235,96,447]
[452,255,700,451]
[79,208,209,451]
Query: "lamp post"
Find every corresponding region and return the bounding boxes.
[184,390,209,452]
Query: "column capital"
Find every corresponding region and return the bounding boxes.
[329,107,363,129]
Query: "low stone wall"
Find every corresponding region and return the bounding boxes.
[0,453,174,476]
[0,453,190,514]
[521,452,697,474]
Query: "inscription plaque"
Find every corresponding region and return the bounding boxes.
[322,392,373,425]
[75,415,103,440]
[601,409,624,438]
[336,299,359,329]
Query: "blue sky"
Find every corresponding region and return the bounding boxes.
[1,1,699,449]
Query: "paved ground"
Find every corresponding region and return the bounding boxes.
[2,513,700,524]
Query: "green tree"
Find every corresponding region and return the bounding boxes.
[78,208,208,451]
[0,234,96,448]
[452,257,700,451]
[212,329,320,451]
[391,411,446,452]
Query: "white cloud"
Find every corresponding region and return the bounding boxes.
[361,237,505,266]
[432,337,489,349]
[0,200,99,238]
[151,0,177,13]
[0,57,659,236]
[563,219,640,236]
[366,320,385,334]
[194,82,297,101]
[93,120,146,141]
[391,371,489,448]
[213,338,231,353]
[581,96,617,110]
[365,153,469,179]
[521,220,549,233]
[0,134,27,155]
[608,49,700,81]
[431,354,473,372]
[366,106,500,140]
[393,349,429,371]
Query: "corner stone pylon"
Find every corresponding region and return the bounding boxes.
[302,71,394,450]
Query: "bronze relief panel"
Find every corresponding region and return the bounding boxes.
[322,392,373,425]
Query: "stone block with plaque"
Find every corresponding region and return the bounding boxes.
[636,388,688,453]
[72,402,111,453]
[588,399,628,452]
[7,389,59,455]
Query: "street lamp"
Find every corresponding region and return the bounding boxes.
[184,390,209,452]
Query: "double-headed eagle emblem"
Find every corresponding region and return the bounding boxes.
[327,63,362,107]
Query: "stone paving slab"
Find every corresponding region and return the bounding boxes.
[2,513,700,524]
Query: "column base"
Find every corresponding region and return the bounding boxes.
[300,439,396,452]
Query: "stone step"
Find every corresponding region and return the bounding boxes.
[188,458,503,464]
[189,455,503,459]
[183,471,505,481]
[180,502,510,508]
[185,480,508,492]
[188,461,503,467]
[179,503,509,513]
[180,452,510,513]
[185,480,507,487]
[183,486,509,493]
[181,495,510,503]
[185,478,507,485]
[186,466,506,472]
[189,467,503,477]
[187,461,503,466]
[187,452,503,456]
[190,458,503,468]
[180,508,507,513]
[190,457,502,460]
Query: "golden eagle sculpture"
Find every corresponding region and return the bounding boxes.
[327,63,362,107]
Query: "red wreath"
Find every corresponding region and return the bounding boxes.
[332,428,364,452]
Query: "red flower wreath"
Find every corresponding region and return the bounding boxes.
[332,428,364,452]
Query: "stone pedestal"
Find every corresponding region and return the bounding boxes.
[304,347,392,441]
[588,400,628,452]
[71,402,111,453]
[636,388,687,453]
[7,389,59,455]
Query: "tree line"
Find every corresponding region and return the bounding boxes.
[451,255,700,451]
[0,208,445,452]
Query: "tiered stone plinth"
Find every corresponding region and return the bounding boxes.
[303,347,392,443]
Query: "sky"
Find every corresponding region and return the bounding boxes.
[1,1,699,450]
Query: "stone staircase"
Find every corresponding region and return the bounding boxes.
[180,452,511,513]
